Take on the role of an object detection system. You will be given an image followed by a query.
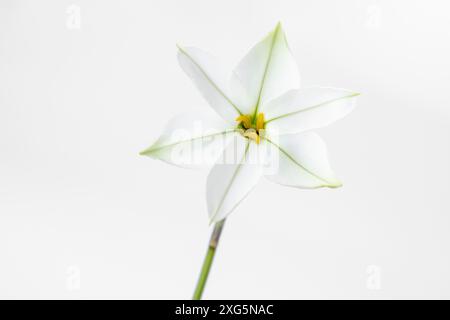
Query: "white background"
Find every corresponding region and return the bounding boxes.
[1,0,450,299]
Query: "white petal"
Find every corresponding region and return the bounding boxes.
[231,22,300,116]
[228,71,255,116]
[264,87,359,135]
[177,46,243,123]
[140,112,236,168]
[207,137,263,223]
[264,132,342,188]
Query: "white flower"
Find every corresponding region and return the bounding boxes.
[141,23,359,223]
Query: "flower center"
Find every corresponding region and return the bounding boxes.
[235,113,265,144]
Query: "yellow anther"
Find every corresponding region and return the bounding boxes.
[256,113,265,131]
[243,129,260,144]
[235,114,252,129]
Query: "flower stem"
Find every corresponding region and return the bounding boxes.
[192,219,226,300]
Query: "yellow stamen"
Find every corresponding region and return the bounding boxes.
[256,113,265,131]
[243,128,260,143]
[236,113,265,144]
[235,114,252,129]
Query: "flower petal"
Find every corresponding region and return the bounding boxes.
[177,45,242,123]
[207,137,264,223]
[140,112,236,168]
[264,87,359,135]
[264,132,342,188]
[231,22,300,116]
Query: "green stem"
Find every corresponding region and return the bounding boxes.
[192,219,226,300]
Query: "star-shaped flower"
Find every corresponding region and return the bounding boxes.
[141,23,359,223]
